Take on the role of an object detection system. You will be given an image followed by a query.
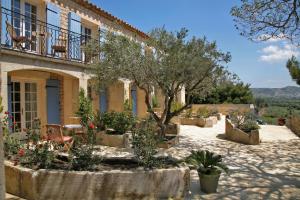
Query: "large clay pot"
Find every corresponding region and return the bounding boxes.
[198,172,221,193]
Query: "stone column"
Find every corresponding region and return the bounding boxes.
[177,86,186,105]
[122,79,131,102]
[0,71,8,115]
[79,76,88,95]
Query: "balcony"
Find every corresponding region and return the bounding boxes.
[1,7,98,64]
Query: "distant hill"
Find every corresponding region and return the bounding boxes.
[251,86,300,98]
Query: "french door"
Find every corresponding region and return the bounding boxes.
[11,80,37,132]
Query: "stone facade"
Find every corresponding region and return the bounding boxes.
[0,0,155,133]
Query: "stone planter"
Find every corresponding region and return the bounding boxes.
[157,136,179,149]
[95,131,130,148]
[180,117,214,128]
[5,161,190,200]
[164,123,180,136]
[180,117,199,126]
[225,119,260,145]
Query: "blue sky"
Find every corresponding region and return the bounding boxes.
[91,0,299,88]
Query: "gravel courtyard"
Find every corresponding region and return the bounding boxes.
[169,117,300,200]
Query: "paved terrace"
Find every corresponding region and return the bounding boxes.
[171,117,300,200]
[5,117,300,200]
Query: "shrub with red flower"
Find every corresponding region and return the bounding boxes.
[18,148,25,157]
[88,122,95,129]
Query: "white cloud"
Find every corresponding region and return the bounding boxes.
[259,44,299,63]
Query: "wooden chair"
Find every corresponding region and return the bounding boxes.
[51,35,67,58]
[46,124,73,151]
[6,21,31,50]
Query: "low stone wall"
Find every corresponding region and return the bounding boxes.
[209,116,218,125]
[5,161,190,200]
[225,119,260,145]
[95,131,130,148]
[192,104,253,115]
[180,117,214,127]
[287,116,300,137]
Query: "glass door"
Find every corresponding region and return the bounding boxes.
[10,80,38,132]
[24,82,37,129]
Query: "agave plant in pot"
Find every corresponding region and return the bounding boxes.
[186,150,228,193]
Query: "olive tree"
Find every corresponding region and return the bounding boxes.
[286,55,300,85]
[231,0,300,45]
[89,28,230,136]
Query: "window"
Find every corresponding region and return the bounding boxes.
[12,0,21,36]
[24,3,37,51]
[81,26,91,44]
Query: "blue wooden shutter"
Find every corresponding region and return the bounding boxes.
[46,79,61,124]
[99,89,107,113]
[131,85,137,115]
[1,0,12,46]
[68,12,81,60]
[46,2,60,55]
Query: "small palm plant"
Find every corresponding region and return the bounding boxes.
[186,150,228,193]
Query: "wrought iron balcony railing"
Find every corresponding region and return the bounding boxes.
[1,7,98,63]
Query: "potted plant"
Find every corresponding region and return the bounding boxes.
[186,150,228,193]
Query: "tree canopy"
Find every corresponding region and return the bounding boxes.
[286,55,300,85]
[191,77,254,104]
[231,0,300,45]
[89,28,230,136]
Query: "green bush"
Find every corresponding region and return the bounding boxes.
[186,150,228,175]
[76,88,93,126]
[102,111,136,134]
[240,120,260,133]
[184,108,193,118]
[196,107,211,118]
[69,144,101,171]
[171,101,183,112]
[229,110,259,132]
[132,120,160,169]
[93,111,106,131]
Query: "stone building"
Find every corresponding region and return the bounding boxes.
[0,0,185,135]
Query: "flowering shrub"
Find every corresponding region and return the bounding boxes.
[2,111,21,159]
[19,141,56,169]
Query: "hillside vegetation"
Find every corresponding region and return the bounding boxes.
[252,86,300,98]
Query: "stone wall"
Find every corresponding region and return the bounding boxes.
[225,119,260,145]
[180,117,214,127]
[5,161,190,200]
[192,104,253,115]
[287,116,300,137]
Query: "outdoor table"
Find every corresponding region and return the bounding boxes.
[63,124,84,136]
